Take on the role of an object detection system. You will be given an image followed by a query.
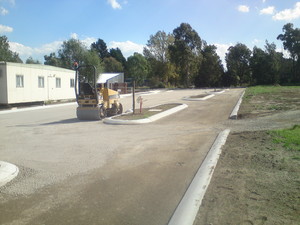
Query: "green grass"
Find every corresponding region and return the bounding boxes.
[244,85,300,99]
[271,125,300,151]
[267,105,285,110]
[246,86,280,96]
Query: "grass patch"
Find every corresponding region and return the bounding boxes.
[239,85,300,118]
[270,125,300,151]
[267,105,285,110]
[245,85,300,97]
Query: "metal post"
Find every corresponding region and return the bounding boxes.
[132,80,135,115]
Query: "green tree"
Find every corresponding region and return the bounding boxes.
[0,35,22,63]
[251,46,268,85]
[169,23,202,87]
[277,23,300,81]
[26,56,41,64]
[264,41,281,84]
[195,45,224,87]
[126,53,149,86]
[58,38,87,69]
[144,31,176,86]
[144,31,174,63]
[278,57,293,84]
[225,43,252,86]
[44,52,61,67]
[83,50,103,75]
[109,47,126,68]
[251,42,284,85]
[45,39,103,81]
[91,39,110,59]
[103,57,123,72]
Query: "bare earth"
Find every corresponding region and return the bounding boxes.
[0,89,243,225]
[195,89,300,225]
[1,88,299,225]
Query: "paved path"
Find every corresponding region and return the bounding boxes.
[0,88,244,225]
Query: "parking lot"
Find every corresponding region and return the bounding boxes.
[0,88,243,225]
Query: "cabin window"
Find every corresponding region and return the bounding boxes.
[56,77,61,88]
[70,78,75,88]
[38,76,44,88]
[16,75,24,88]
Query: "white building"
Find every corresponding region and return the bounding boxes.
[97,73,124,84]
[0,62,76,105]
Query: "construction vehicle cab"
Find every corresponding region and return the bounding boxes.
[74,64,123,120]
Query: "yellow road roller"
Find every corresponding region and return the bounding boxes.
[75,64,123,120]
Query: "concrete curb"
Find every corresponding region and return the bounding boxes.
[0,161,19,187]
[103,103,188,125]
[182,94,215,101]
[0,102,77,115]
[210,90,225,94]
[120,90,161,98]
[229,90,245,119]
[168,129,231,225]
[182,89,226,101]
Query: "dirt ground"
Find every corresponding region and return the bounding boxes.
[0,89,244,225]
[195,87,300,225]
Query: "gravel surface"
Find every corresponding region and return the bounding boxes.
[225,110,300,132]
[0,88,244,225]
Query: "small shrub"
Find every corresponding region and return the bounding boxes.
[271,125,300,151]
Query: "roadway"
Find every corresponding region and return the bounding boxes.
[0,88,244,225]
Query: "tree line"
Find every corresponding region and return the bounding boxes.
[1,22,300,87]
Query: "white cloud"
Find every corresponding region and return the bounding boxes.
[9,37,98,62]
[70,33,78,39]
[69,33,97,48]
[81,37,97,48]
[214,43,232,68]
[8,37,143,62]
[252,39,263,45]
[0,0,15,6]
[36,41,63,54]
[9,42,33,56]
[0,6,8,15]
[273,2,300,21]
[260,6,275,15]
[108,41,145,58]
[278,48,290,59]
[238,5,249,13]
[9,41,63,62]
[262,0,266,3]
[0,24,13,33]
[107,0,122,9]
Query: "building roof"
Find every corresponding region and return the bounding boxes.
[0,62,74,73]
[97,73,122,83]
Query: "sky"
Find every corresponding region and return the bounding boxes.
[1,0,300,65]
